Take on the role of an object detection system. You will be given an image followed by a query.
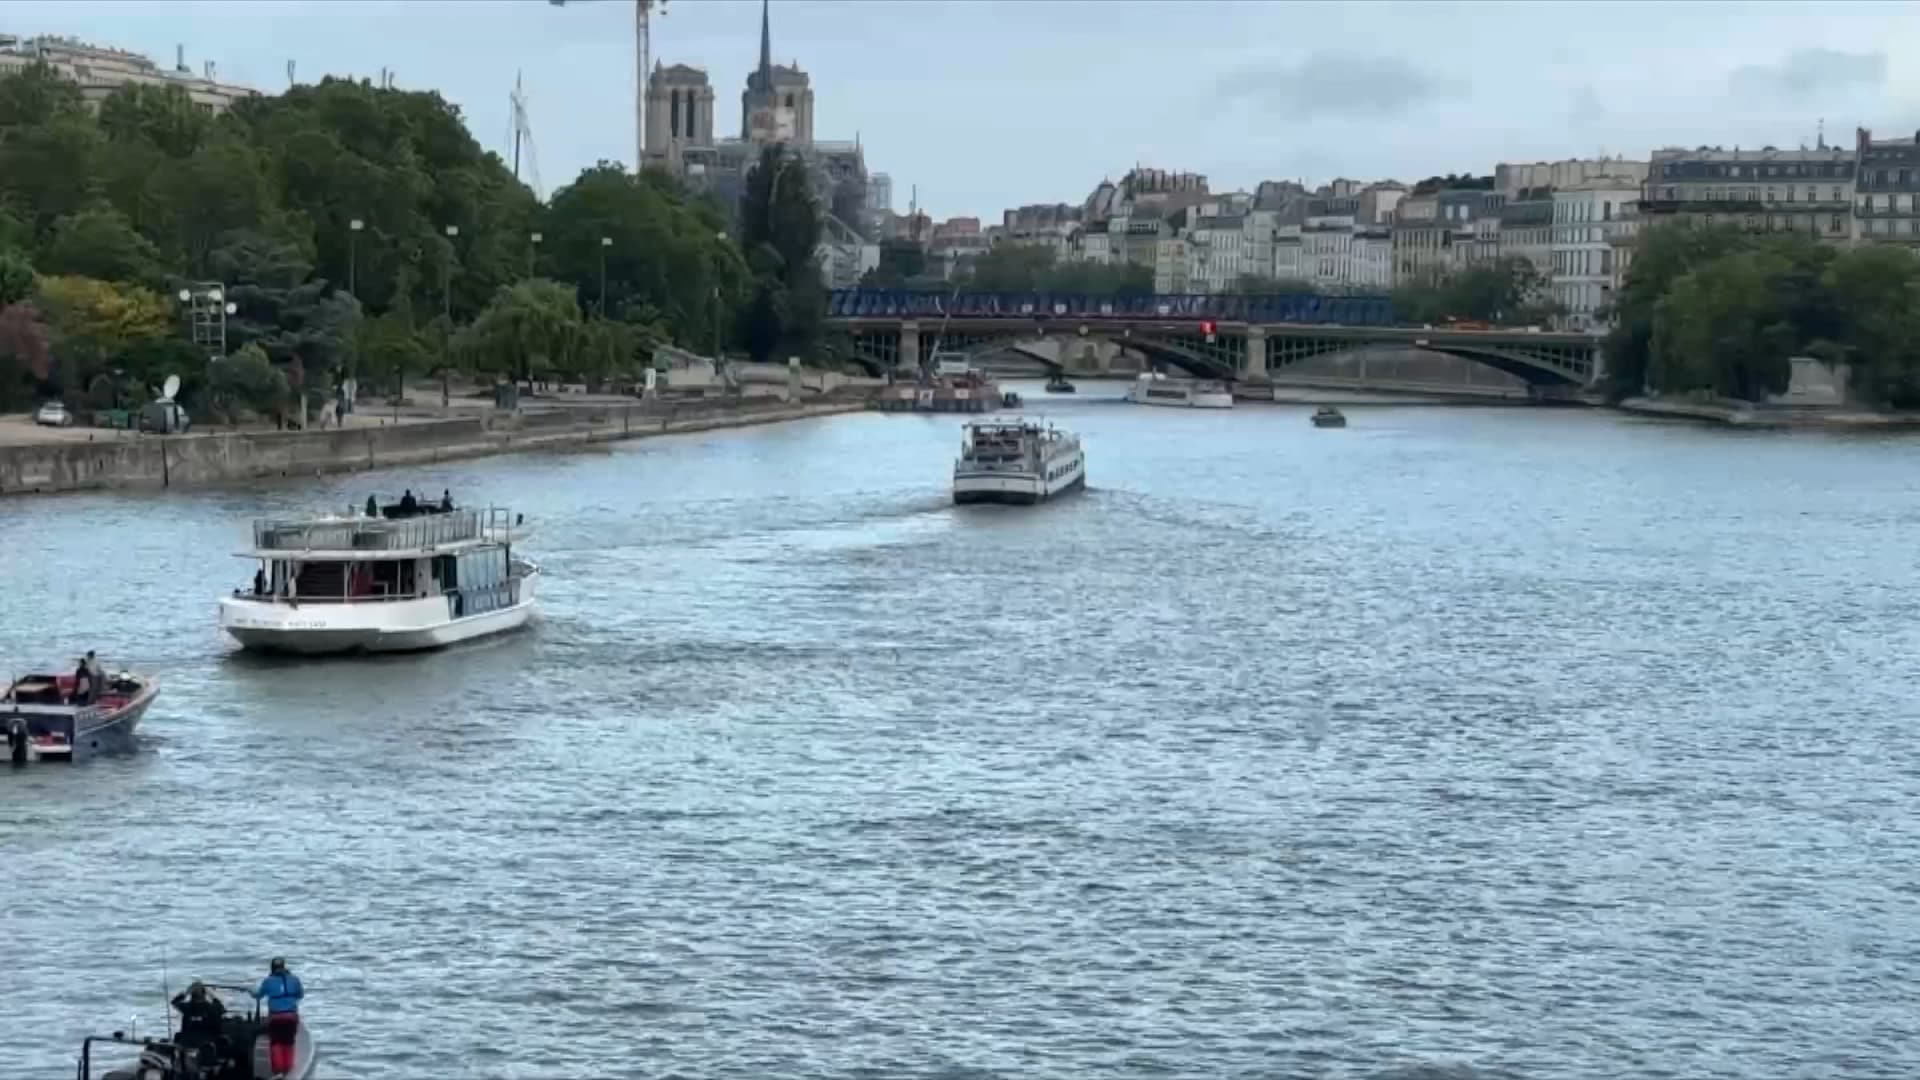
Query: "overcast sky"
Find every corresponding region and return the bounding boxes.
[10,0,1920,220]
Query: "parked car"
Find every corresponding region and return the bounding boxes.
[33,401,72,428]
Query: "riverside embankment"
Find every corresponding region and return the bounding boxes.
[0,394,867,496]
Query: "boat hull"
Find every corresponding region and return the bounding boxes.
[1125,381,1234,409]
[953,462,1086,505]
[5,678,158,764]
[221,574,540,655]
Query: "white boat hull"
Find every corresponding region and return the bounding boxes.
[1127,386,1234,409]
[954,458,1086,505]
[220,574,540,655]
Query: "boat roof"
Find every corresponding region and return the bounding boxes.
[240,507,525,560]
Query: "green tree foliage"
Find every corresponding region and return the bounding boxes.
[738,145,826,361]
[34,275,170,396]
[1817,245,1920,408]
[0,61,810,412]
[858,239,929,288]
[963,243,1155,295]
[40,208,164,285]
[207,342,289,420]
[1600,224,1907,404]
[452,278,584,385]
[1391,257,1556,325]
[0,249,34,306]
[542,164,746,352]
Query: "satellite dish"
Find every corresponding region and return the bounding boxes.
[162,374,181,401]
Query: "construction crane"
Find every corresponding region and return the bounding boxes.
[548,0,664,174]
[510,71,544,200]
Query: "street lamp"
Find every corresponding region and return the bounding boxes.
[442,225,459,408]
[528,231,543,280]
[711,229,727,361]
[348,218,364,297]
[598,235,611,318]
[178,284,236,358]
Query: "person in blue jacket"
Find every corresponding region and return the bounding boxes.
[253,957,304,1079]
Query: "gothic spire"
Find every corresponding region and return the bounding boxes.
[756,0,773,87]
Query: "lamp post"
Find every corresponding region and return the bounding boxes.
[178,284,236,358]
[712,229,727,361]
[528,231,542,280]
[348,218,364,297]
[598,235,611,318]
[442,225,459,409]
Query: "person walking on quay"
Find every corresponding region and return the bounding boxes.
[253,957,304,1080]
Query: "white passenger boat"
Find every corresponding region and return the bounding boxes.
[4,669,158,764]
[218,498,539,655]
[953,419,1086,505]
[1125,371,1234,409]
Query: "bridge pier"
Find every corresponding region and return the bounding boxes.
[899,321,920,372]
[1244,326,1267,381]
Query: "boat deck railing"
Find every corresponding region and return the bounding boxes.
[252,508,518,553]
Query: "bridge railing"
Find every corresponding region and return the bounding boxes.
[827,289,1396,327]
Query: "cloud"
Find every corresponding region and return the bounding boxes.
[1217,51,1463,118]
[1728,49,1887,100]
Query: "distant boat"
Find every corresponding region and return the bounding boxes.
[1312,406,1347,428]
[1125,371,1232,409]
[1044,374,1077,394]
[4,669,158,765]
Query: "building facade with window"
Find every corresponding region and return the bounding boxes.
[1552,177,1643,331]
[1640,146,1855,243]
[0,34,258,115]
[1854,128,1920,250]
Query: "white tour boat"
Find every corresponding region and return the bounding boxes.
[219,498,539,655]
[953,419,1086,505]
[1125,371,1234,409]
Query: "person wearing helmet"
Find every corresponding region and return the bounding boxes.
[253,958,304,1080]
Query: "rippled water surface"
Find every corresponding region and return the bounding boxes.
[6,385,1920,1079]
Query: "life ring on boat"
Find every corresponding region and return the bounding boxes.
[6,717,26,765]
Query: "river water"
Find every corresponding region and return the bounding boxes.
[5,383,1920,1079]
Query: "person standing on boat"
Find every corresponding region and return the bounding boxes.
[254,957,303,1079]
[84,650,104,693]
[365,494,378,517]
[69,656,93,705]
[171,981,227,1057]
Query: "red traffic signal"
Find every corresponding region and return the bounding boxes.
[1200,320,1216,335]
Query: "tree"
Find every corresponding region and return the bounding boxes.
[0,249,34,306]
[360,305,428,403]
[453,278,583,386]
[1602,224,1753,399]
[859,239,928,288]
[1815,245,1920,408]
[207,342,289,420]
[968,244,1056,292]
[97,84,211,159]
[39,208,164,285]
[150,134,273,276]
[1649,250,1799,401]
[34,275,170,396]
[737,145,826,361]
[0,301,51,410]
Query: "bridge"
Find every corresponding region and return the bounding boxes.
[825,289,1604,388]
